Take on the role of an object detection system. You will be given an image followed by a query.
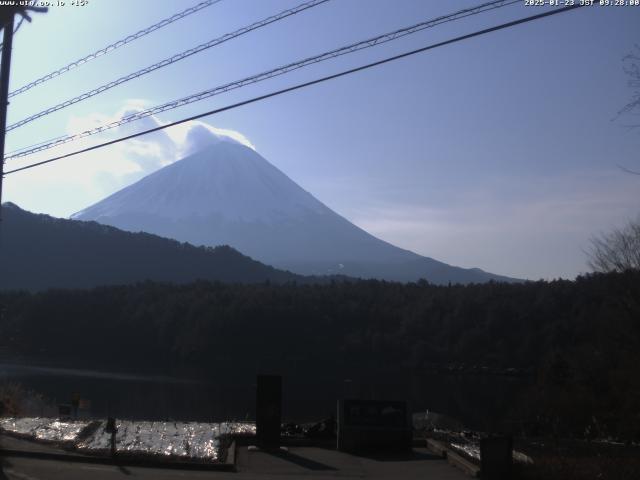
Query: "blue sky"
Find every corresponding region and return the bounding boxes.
[2,0,639,280]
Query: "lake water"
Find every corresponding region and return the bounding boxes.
[0,362,531,430]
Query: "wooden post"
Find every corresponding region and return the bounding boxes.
[0,13,15,220]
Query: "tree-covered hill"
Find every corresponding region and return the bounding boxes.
[0,203,303,290]
[0,270,638,438]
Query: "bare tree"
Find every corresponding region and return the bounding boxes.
[588,217,640,273]
[618,45,640,121]
[616,45,640,175]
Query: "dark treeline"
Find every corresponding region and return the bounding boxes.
[0,270,638,439]
[0,203,303,290]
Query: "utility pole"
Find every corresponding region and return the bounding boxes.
[0,10,12,453]
[0,5,46,221]
[0,12,15,221]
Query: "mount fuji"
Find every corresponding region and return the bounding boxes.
[73,137,516,284]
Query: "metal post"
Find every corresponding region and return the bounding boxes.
[0,13,15,220]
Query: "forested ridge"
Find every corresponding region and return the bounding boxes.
[0,270,638,438]
[0,203,303,290]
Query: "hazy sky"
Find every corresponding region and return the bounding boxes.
[2,0,639,280]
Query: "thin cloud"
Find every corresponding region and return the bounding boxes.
[348,172,640,280]
[3,100,257,218]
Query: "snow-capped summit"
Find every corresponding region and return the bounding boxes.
[73,142,326,223]
[73,142,517,284]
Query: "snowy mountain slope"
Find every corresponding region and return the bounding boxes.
[73,141,517,284]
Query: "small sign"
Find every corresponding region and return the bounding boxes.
[337,399,411,452]
[343,400,407,428]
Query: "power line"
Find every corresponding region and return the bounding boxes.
[4,4,584,176]
[6,0,519,160]
[7,0,223,99]
[6,0,330,133]
[6,133,69,156]
[13,16,24,33]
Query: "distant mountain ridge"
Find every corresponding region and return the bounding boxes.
[0,203,302,291]
[73,140,519,284]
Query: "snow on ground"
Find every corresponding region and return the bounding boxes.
[0,417,90,443]
[0,417,255,462]
[450,442,481,461]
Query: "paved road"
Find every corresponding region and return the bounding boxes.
[0,446,468,479]
[1,457,224,479]
[236,445,468,479]
[0,436,77,456]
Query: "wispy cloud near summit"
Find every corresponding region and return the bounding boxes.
[4,100,256,218]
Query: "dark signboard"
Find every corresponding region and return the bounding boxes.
[343,399,407,428]
[337,399,411,452]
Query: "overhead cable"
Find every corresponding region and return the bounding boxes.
[6,0,330,132]
[4,4,584,175]
[6,0,518,159]
[8,0,224,98]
